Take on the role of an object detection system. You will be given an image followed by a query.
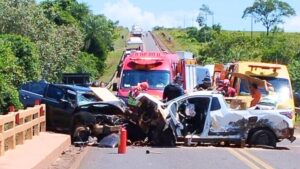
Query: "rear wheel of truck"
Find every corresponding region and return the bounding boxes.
[249,129,276,148]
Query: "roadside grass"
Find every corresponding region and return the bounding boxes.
[153,29,201,55]
[100,27,129,82]
[153,28,300,56]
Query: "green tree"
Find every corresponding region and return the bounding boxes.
[40,0,90,25]
[0,35,40,81]
[75,52,102,80]
[0,41,23,113]
[40,0,117,78]
[82,15,116,60]
[196,4,213,27]
[242,0,296,35]
[0,0,84,81]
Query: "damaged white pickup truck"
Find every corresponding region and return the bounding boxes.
[135,91,296,147]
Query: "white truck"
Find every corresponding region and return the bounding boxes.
[131,24,143,37]
[135,91,296,147]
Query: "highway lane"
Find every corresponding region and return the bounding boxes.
[142,32,160,51]
[78,133,300,169]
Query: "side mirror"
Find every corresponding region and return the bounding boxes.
[112,83,118,91]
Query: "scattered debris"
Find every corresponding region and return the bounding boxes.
[98,133,120,148]
[145,150,161,154]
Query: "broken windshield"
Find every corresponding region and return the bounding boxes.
[240,77,291,102]
[77,91,101,105]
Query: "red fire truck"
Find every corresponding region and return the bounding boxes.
[115,52,178,102]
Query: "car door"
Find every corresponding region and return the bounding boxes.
[43,85,71,131]
[208,97,247,137]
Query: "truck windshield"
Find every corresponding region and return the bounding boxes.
[121,70,170,89]
[240,77,291,102]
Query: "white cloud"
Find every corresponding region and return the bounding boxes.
[282,16,300,32]
[101,0,198,30]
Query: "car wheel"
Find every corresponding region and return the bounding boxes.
[249,129,276,148]
[72,125,91,143]
[159,127,176,147]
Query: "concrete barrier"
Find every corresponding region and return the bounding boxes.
[0,104,46,156]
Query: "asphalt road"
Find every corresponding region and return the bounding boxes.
[78,132,300,169]
[142,32,160,51]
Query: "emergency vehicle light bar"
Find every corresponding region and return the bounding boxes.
[130,57,163,62]
[132,52,165,57]
[248,64,281,73]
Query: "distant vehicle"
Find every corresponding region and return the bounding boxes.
[19,81,126,140]
[125,37,144,55]
[135,91,296,147]
[131,24,143,37]
[62,73,90,87]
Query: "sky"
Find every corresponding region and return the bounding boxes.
[73,0,300,32]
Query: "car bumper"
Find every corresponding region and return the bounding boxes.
[288,128,296,142]
[279,128,296,142]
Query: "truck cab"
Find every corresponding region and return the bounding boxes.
[116,52,178,102]
[214,62,295,119]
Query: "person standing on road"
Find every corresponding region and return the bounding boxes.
[163,74,185,102]
[194,76,213,91]
[250,83,261,107]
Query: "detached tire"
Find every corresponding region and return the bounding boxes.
[249,129,276,148]
[73,126,90,143]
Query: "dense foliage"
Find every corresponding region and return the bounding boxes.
[154,27,300,92]
[0,0,117,113]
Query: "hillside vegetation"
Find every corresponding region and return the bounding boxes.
[153,27,300,92]
[0,0,117,113]
[100,27,129,82]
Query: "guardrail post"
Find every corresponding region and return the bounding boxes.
[9,105,15,113]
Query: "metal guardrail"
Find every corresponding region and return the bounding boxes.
[0,104,46,156]
[105,51,125,90]
[149,31,170,52]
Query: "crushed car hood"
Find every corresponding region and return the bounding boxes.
[135,93,168,118]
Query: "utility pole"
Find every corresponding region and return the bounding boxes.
[251,15,253,39]
[183,15,186,28]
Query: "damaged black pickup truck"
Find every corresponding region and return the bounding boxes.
[19,81,127,142]
[135,91,296,147]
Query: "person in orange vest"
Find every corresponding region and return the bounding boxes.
[250,83,261,107]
